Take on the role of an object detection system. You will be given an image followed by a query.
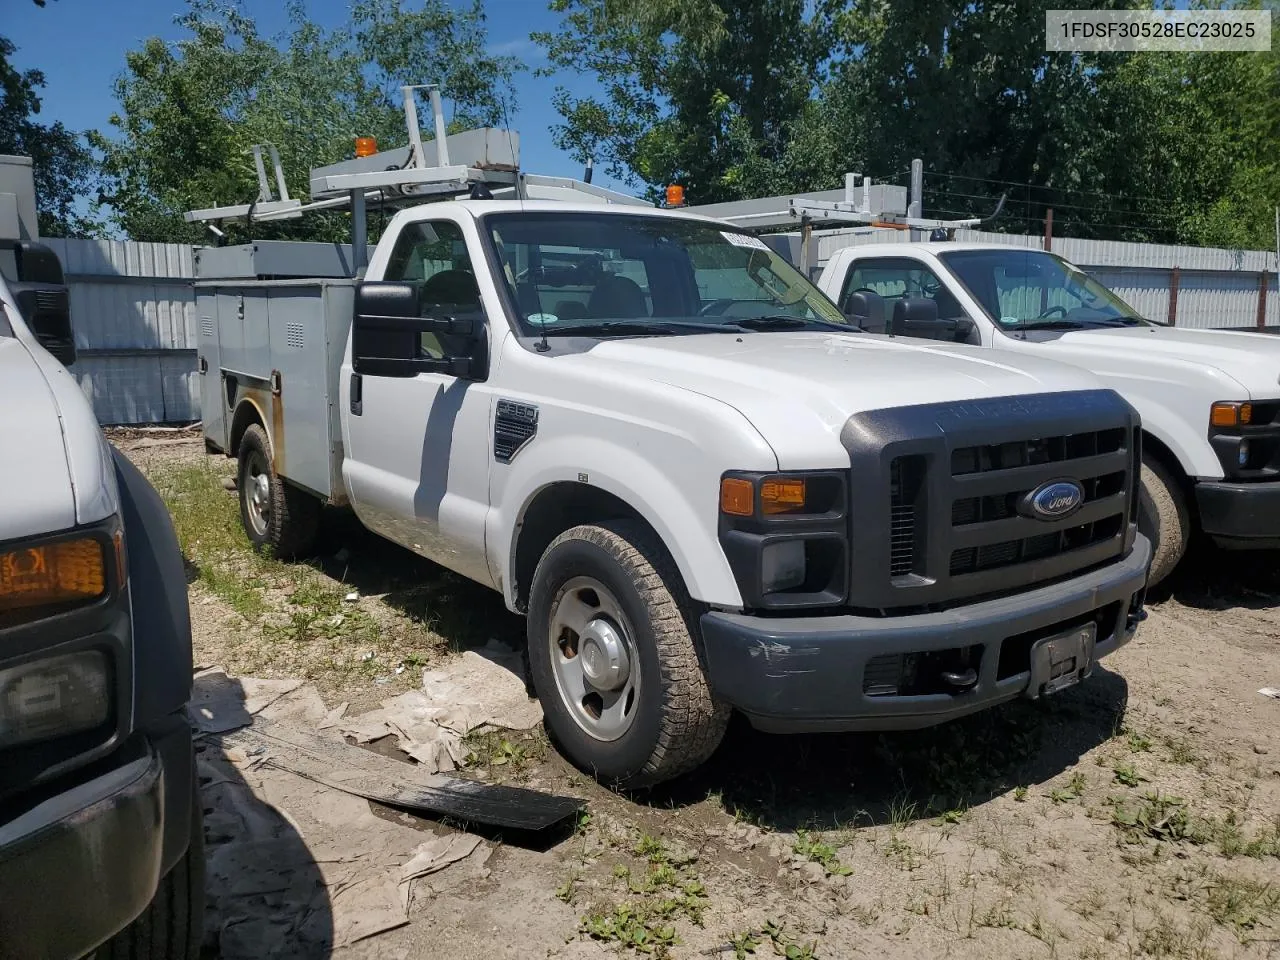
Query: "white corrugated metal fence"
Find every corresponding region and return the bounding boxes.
[43,238,198,425]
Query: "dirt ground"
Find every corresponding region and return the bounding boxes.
[119,433,1280,960]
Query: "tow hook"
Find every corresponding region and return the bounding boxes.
[940,668,978,691]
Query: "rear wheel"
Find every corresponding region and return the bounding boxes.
[102,758,204,960]
[1138,453,1189,587]
[527,521,729,789]
[237,423,319,558]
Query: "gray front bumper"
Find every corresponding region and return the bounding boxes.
[699,535,1151,733]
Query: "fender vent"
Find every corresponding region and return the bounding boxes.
[200,317,215,338]
[494,400,538,463]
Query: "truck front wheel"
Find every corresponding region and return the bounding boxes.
[1138,453,1189,587]
[237,423,319,558]
[527,521,730,789]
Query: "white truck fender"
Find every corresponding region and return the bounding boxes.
[489,435,748,613]
[1124,394,1222,480]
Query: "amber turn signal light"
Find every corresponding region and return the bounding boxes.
[0,539,106,613]
[720,478,754,517]
[761,478,806,514]
[1211,401,1252,427]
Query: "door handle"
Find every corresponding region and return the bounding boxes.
[350,373,363,416]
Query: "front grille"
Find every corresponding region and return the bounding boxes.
[844,391,1138,612]
[951,514,1124,575]
[951,428,1125,475]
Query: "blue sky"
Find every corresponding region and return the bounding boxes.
[4,0,623,197]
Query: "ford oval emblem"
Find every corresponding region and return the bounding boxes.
[1022,480,1085,521]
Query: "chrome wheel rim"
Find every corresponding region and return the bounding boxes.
[245,453,271,537]
[549,576,640,742]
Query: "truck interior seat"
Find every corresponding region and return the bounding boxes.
[586,274,648,319]
[421,269,480,308]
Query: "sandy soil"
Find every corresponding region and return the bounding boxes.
[119,435,1280,960]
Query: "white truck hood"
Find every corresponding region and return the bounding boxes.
[586,331,1103,467]
[0,336,78,539]
[1054,326,1280,398]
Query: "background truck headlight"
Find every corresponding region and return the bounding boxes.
[0,650,111,749]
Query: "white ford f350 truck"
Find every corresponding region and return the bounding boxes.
[816,242,1280,585]
[194,178,1151,786]
[0,237,202,959]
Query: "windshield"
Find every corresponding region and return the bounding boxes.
[940,249,1153,331]
[484,212,848,337]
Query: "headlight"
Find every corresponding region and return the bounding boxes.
[0,537,107,615]
[0,650,111,748]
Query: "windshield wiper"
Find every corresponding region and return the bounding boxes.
[734,315,851,332]
[543,320,735,338]
[1021,319,1089,330]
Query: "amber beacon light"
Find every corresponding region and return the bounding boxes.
[355,136,378,158]
[665,184,686,207]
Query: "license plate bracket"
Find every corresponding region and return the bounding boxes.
[1026,623,1096,699]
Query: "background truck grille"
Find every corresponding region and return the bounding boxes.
[845,391,1140,612]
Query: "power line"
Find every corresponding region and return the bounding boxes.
[924,186,1183,222]
[913,169,1177,207]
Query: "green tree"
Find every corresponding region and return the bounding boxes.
[0,33,98,236]
[534,0,838,203]
[92,0,519,242]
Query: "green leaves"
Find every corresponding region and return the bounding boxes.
[92,0,518,242]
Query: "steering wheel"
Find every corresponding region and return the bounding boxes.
[1037,305,1068,319]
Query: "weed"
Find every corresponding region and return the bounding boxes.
[1012,786,1028,802]
[1164,736,1200,766]
[1127,729,1154,753]
[1050,771,1087,804]
[583,834,708,956]
[939,808,966,825]
[462,730,542,773]
[555,877,578,904]
[581,906,678,956]
[1110,792,1205,844]
[1205,873,1280,934]
[729,930,761,958]
[762,920,820,960]
[792,830,852,877]
[1113,761,1147,787]
[634,833,668,863]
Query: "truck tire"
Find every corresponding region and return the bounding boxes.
[237,423,319,558]
[1138,453,1189,587]
[527,521,730,789]
[102,770,204,960]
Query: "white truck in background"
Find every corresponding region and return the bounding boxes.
[187,113,1151,788]
[813,242,1280,585]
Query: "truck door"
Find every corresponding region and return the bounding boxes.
[340,216,497,588]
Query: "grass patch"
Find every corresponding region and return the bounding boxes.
[792,829,853,877]
[462,729,545,776]
[145,458,444,685]
[578,834,708,957]
[1205,873,1280,935]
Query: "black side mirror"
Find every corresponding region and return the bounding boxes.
[890,297,974,342]
[3,240,75,366]
[351,281,487,380]
[841,289,886,333]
